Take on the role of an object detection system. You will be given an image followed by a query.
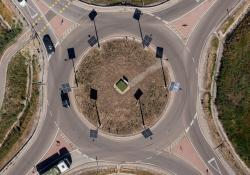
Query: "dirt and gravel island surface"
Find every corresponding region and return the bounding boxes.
[74,39,170,136]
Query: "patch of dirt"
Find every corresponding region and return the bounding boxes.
[74,39,169,135]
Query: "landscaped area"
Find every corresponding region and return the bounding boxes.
[82,0,166,6]
[0,0,22,57]
[0,41,40,168]
[216,11,250,167]
[75,39,170,135]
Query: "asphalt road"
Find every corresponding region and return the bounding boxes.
[2,0,242,174]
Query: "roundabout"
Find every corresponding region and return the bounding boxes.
[74,38,170,136]
[2,0,243,175]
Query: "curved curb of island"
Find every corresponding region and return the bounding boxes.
[78,0,170,8]
[73,0,181,13]
[70,34,175,141]
[64,160,174,175]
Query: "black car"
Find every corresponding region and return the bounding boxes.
[43,34,55,54]
[60,90,70,108]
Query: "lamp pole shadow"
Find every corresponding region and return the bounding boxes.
[95,101,101,127]
[138,98,145,126]
[160,58,167,88]
[93,19,100,48]
[71,59,78,87]
[138,20,144,48]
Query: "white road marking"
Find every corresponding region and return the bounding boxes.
[185,126,190,133]
[194,113,197,119]
[48,54,52,62]
[146,156,152,160]
[162,20,168,24]
[190,119,194,126]
[55,41,59,47]
[208,157,222,174]
[156,150,162,155]
[155,16,161,20]
[147,13,154,17]
[192,57,195,63]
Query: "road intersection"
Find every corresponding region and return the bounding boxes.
[1,0,243,174]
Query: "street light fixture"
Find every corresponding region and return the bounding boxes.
[89,9,100,48]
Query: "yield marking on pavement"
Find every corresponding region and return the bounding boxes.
[208,157,222,174]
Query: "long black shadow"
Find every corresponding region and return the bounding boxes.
[95,101,101,126]
[139,99,145,126]
[71,59,78,87]
[93,19,100,48]
[138,20,144,48]
[160,59,167,88]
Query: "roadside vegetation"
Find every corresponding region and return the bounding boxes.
[203,36,219,121]
[0,25,22,55]
[0,0,14,24]
[0,43,40,168]
[216,11,250,167]
[220,0,250,34]
[0,53,28,142]
[0,0,22,56]
[82,0,165,6]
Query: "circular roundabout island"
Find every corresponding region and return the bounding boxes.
[74,38,170,136]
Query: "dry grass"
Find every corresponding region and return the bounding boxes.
[0,40,40,168]
[75,39,169,135]
[0,0,15,25]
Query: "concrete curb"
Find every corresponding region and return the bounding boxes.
[73,0,181,13]
[78,0,170,8]
[64,161,174,175]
